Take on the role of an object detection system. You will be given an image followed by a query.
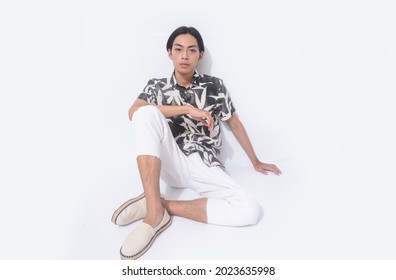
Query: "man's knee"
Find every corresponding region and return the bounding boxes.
[207,196,261,226]
[237,197,261,226]
[133,105,161,123]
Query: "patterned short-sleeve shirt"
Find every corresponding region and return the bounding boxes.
[138,71,236,168]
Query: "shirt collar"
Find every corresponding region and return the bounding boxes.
[170,70,201,89]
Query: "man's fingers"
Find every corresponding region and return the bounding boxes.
[208,117,213,130]
[272,165,282,175]
[200,117,210,126]
[256,164,282,176]
[256,166,268,175]
[271,168,281,176]
[201,115,213,130]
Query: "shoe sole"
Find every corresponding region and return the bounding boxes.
[111,193,146,225]
[119,216,172,260]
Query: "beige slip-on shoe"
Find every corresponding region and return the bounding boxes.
[120,209,172,260]
[111,193,146,226]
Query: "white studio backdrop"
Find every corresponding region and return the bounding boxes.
[0,0,395,259]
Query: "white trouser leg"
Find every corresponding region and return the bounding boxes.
[132,105,261,227]
[187,153,261,227]
[132,105,190,187]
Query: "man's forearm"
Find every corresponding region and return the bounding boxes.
[158,105,213,130]
[129,99,190,121]
[156,105,190,118]
[130,100,212,129]
[229,116,259,166]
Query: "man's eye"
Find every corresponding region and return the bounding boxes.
[189,49,197,53]
[174,48,181,51]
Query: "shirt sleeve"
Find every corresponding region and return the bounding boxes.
[137,79,158,105]
[217,79,236,121]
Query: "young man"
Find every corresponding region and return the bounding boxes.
[112,26,282,260]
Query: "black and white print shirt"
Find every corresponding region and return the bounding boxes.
[138,71,236,168]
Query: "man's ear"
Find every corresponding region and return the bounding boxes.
[168,49,172,60]
[199,51,204,60]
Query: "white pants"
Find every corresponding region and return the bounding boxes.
[132,105,261,226]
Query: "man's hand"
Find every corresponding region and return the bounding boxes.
[187,107,213,130]
[254,161,282,176]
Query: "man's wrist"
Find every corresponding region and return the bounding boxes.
[252,158,260,167]
[183,105,191,115]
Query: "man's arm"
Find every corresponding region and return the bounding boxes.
[128,98,213,130]
[227,114,282,175]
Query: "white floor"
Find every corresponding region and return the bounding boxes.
[40,160,396,259]
[3,122,394,260]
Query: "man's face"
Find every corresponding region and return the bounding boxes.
[168,34,203,75]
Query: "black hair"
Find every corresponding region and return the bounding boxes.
[166,26,205,53]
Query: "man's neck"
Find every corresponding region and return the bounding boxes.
[174,70,194,88]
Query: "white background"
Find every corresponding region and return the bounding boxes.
[0,0,395,259]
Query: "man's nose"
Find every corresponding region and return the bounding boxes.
[182,50,189,59]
